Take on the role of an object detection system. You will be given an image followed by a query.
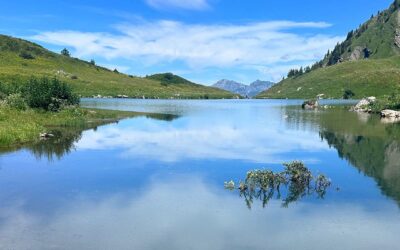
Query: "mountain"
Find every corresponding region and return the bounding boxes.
[248,80,275,97]
[0,35,236,99]
[258,0,400,99]
[213,79,274,98]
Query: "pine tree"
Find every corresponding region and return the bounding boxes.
[61,48,70,57]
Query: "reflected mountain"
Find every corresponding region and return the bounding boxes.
[0,112,179,161]
[288,107,400,205]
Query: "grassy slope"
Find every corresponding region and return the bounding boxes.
[258,1,400,99]
[0,106,146,147]
[258,56,400,99]
[0,35,235,99]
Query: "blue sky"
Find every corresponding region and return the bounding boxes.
[0,0,394,85]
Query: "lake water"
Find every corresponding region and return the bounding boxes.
[1,99,400,250]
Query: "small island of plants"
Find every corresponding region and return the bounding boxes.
[225,161,331,208]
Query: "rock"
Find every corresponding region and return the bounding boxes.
[116,95,129,99]
[40,133,54,139]
[381,109,400,118]
[297,87,302,92]
[317,94,325,99]
[351,96,376,112]
[302,100,319,109]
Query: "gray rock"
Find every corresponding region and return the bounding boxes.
[351,96,376,112]
[302,100,319,109]
[381,109,400,118]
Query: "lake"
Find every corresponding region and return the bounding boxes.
[0,99,399,250]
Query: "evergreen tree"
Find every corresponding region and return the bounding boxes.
[61,48,70,57]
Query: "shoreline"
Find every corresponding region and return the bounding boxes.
[0,106,146,148]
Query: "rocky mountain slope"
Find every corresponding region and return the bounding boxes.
[258,0,400,99]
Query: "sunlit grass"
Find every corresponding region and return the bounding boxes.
[0,105,139,147]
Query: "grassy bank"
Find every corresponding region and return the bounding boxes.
[257,56,400,99]
[0,106,141,147]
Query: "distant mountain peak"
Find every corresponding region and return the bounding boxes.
[213,79,274,98]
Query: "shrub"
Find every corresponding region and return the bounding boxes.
[23,78,79,111]
[5,93,27,110]
[61,48,70,57]
[343,89,355,99]
[70,75,78,80]
[90,59,95,66]
[19,51,35,60]
[369,93,400,112]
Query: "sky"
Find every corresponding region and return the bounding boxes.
[0,0,394,85]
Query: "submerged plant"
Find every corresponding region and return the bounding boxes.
[226,161,331,209]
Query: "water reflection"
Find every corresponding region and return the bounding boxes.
[0,112,180,161]
[0,178,398,250]
[0,100,400,249]
[289,107,400,206]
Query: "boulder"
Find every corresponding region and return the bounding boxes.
[40,133,54,139]
[351,96,376,112]
[302,100,319,109]
[381,109,400,118]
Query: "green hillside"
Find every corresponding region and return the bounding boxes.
[258,56,400,99]
[258,0,400,99]
[0,35,236,99]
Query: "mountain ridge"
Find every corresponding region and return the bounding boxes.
[0,35,236,99]
[213,79,274,98]
[258,0,400,99]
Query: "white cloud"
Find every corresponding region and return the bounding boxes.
[0,178,399,249]
[32,20,342,80]
[75,119,330,163]
[145,0,209,10]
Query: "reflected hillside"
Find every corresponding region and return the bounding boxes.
[0,112,179,161]
[305,108,400,205]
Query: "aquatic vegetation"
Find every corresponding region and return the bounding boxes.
[225,161,331,208]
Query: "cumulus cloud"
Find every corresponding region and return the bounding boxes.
[75,118,330,163]
[0,178,399,249]
[146,0,209,10]
[32,20,342,81]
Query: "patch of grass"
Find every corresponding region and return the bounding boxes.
[0,106,141,147]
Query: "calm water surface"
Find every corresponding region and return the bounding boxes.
[0,99,399,250]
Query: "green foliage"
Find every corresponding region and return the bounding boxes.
[61,48,70,57]
[146,73,195,86]
[23,78,79,111]
[343,89,355,99]
[369,93,400,112]
[19,51,35,60]
[90,59,95,66]
[225,161,331,208]
[5,93,27,110]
